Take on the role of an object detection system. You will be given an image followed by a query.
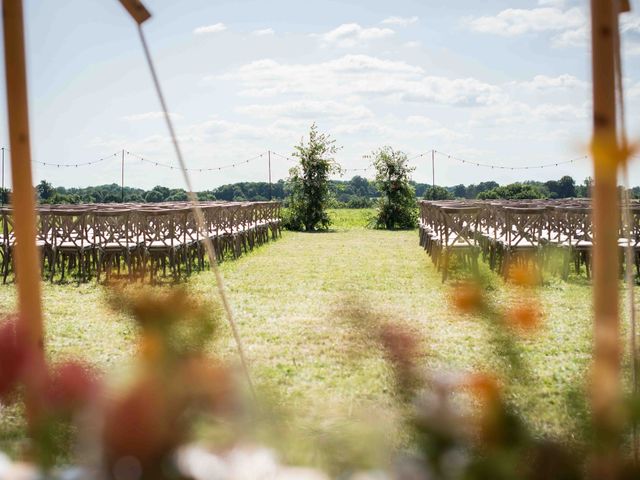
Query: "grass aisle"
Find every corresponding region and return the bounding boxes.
[0,209,598,462]
[196,209,594,444]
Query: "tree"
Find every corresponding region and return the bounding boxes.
[231,186,246,202]
[197,191,216,201]
[36,180,54,201]
[350,175,371,197]
[285,124,341,231]
[544,180,560,198]
[372,146,417,230]
[545,176,576,198]
[125,193,145,203]
[582,177,594,197]
[452,184,467,198]
[215,184,235,201]
[557,175,576,198]
[144,190,164,203]
[423,185,454,200]
[477,182,547,200]
[166,189,188,201]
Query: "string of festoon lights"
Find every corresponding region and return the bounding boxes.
[125,150,267,172]
[430,149,588,171]
[13,149,267,171]
[34,151,120,168]
[0,146,604,179]
[270,150,371,172]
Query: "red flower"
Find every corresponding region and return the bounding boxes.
[103,377,179,468]
[0,317,29,399]
[47,360,101,412]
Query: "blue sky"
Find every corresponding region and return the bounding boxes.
[1,0,639,190]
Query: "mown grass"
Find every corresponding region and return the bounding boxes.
[0,208,625,469]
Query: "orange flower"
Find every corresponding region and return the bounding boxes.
[451,282,484,313]
[139,331,164,363]
[505,304,542,332]
[463,373,507,446]
[507,265,537,287]
[179,357,235,414]
[464,373,501,404]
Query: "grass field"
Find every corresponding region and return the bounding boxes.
[0,209,615,468]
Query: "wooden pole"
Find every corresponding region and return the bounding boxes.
[431,149,435,187]
[268,150,272,200]
[2,0,44,353]
[1,147,4,206]
[121,149,125,203]
[590,0,621,473]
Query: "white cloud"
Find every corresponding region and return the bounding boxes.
[218,54,503,106]
[193,23,227,35]
[406,115,439,128]
[465,7,585,37]
[381,16,419,26]
[533,102,588,121]
[252,28,275,36]
[404,41,421,48]
[551,24,587,47]
[626,41,640,56]
[470,101,588,127]
[622,13,640,33]
[236,100,373,120]
[466,6,637,49]
[405,116,469,141]
[537,0,566,6]
[122,112,183,122]
[317,23,394,48]
[520,74,588,90]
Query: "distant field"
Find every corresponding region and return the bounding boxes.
[0,208,616,470]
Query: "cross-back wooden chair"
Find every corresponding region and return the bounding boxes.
[93,209,140,280]
[434,205,481,281]
[1,208,15,284]
[50,209,94,281]
[142,208,190,281]
[497,206,547,277]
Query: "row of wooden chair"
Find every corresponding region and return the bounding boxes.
[419,199,640,281]
[0,201,282,282]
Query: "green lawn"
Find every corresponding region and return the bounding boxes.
[0,209,612,468]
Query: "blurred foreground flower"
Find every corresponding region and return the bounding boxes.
[46,360,100,414]
[504,304,542,333]
[450,282,484,314]
[0,317,29,399]
[507,264,539,287]
[101,287,237,480]
[379,323,421,395]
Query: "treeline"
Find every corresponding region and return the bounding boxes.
[29,180,286,204]
[7,174,636,207]
[423,175,593,201]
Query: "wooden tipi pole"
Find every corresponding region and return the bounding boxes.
[590,0,625,474]
[2,0,44,353]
